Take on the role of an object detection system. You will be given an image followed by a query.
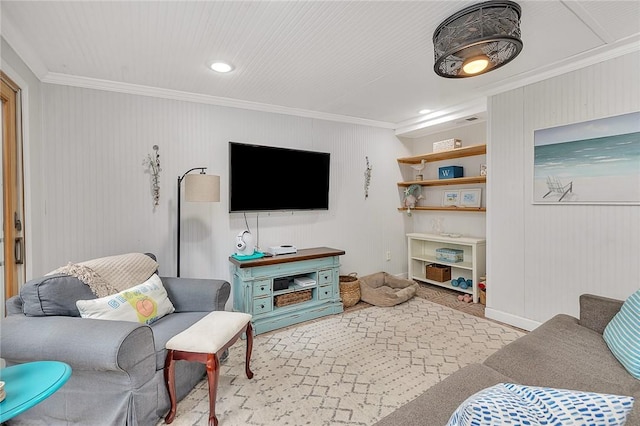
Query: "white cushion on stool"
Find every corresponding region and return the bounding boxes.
[166,311,252,353]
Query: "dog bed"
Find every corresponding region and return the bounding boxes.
[359,272,419,307]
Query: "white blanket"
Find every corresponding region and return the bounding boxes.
[49,252,159,297]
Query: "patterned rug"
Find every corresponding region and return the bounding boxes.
[162,298,524,426]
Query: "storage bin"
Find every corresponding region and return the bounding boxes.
[274,289,312,307]
[426,264,451,282]
[438,166,464,179]
[435,248,464,262]
[433,138,462,152]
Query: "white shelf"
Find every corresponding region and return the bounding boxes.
[407,233,486,303]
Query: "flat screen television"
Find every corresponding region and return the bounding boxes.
[229,142,330,212]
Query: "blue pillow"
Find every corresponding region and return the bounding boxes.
[447,383,634,426]
[603,289,640,379]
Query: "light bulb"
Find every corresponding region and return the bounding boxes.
[209,62,234,73]
[462,56,489,75]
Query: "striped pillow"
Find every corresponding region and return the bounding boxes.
[603,289,640,379]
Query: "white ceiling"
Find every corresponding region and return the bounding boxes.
[1,1,639,136]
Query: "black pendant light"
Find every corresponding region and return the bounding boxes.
[433,1,523,78]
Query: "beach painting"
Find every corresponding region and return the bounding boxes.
[533,111,640,204]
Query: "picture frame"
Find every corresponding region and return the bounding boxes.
[533,111,640,205]
[460,189,482,208]
[442,190,460,207]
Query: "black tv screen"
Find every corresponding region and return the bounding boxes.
[229,142,330,212]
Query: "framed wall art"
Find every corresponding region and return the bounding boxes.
[442,190,460,207]
[460,189,482,208]
[533,111,640,205]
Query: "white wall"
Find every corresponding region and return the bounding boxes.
[487,51,640,330]
[35,84,411,287]
[399,122,487,238]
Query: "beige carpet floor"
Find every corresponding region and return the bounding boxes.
[161,295,523,426]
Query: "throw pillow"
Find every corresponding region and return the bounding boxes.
[603,289,640,379]
[76,274,174,324]
[447,383,634,426]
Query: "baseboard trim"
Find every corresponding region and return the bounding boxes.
[484,308,541,332]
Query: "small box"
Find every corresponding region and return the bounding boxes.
[438,166,464,179]
[426,264,451,282]
[435,248,464,263]
[274,277,292,291]
[433,138,462,152]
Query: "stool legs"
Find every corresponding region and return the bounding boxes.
[206,354,220,426]
[164,350,177,424]
[245,322,254,379]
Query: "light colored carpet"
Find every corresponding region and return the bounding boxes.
[162,298,524,425]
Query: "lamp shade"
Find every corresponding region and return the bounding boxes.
[184,174,220,202]
[433,0,523,78]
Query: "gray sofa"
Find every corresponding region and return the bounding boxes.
[375,294,640,425]
[1,267,231,425]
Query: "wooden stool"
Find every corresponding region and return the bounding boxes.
[164,311,254,426]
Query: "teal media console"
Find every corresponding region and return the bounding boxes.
[229,247,345,335]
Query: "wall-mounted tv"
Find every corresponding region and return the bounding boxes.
[229,142,330,212]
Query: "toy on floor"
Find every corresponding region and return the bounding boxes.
[359,272,419,307]
[457,294,473,303]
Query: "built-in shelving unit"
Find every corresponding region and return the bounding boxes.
[407,233,486,303]
[397,144,487,212]
[397,144,486,164]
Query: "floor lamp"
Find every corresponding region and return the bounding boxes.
[177,167,220,277]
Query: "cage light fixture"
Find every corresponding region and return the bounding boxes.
[433,0,523,78]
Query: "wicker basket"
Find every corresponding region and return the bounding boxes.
[274,289,312,307]
[339,273,361,308]
[479,289,486,305]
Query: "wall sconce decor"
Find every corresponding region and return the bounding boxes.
[433,0,523,78]
[143,145,161,209]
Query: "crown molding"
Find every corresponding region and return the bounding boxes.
[41,73,396,129]
[395,98,487,138]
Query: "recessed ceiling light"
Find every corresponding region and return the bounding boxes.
[418,109,432,115]
[209,61,234,73]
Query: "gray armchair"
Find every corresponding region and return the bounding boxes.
[1,269,230,426]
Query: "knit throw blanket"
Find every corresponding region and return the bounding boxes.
[48,252,159,297]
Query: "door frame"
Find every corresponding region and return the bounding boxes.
[1,69,27,306]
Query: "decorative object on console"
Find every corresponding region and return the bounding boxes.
[364,156,372,199]
[235,230,255,256]
[480,164,487,176]
[433,0,523,78]
[143,145,162,209]
[176,167,220,276]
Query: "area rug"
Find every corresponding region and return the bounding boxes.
[161,298,524,426]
